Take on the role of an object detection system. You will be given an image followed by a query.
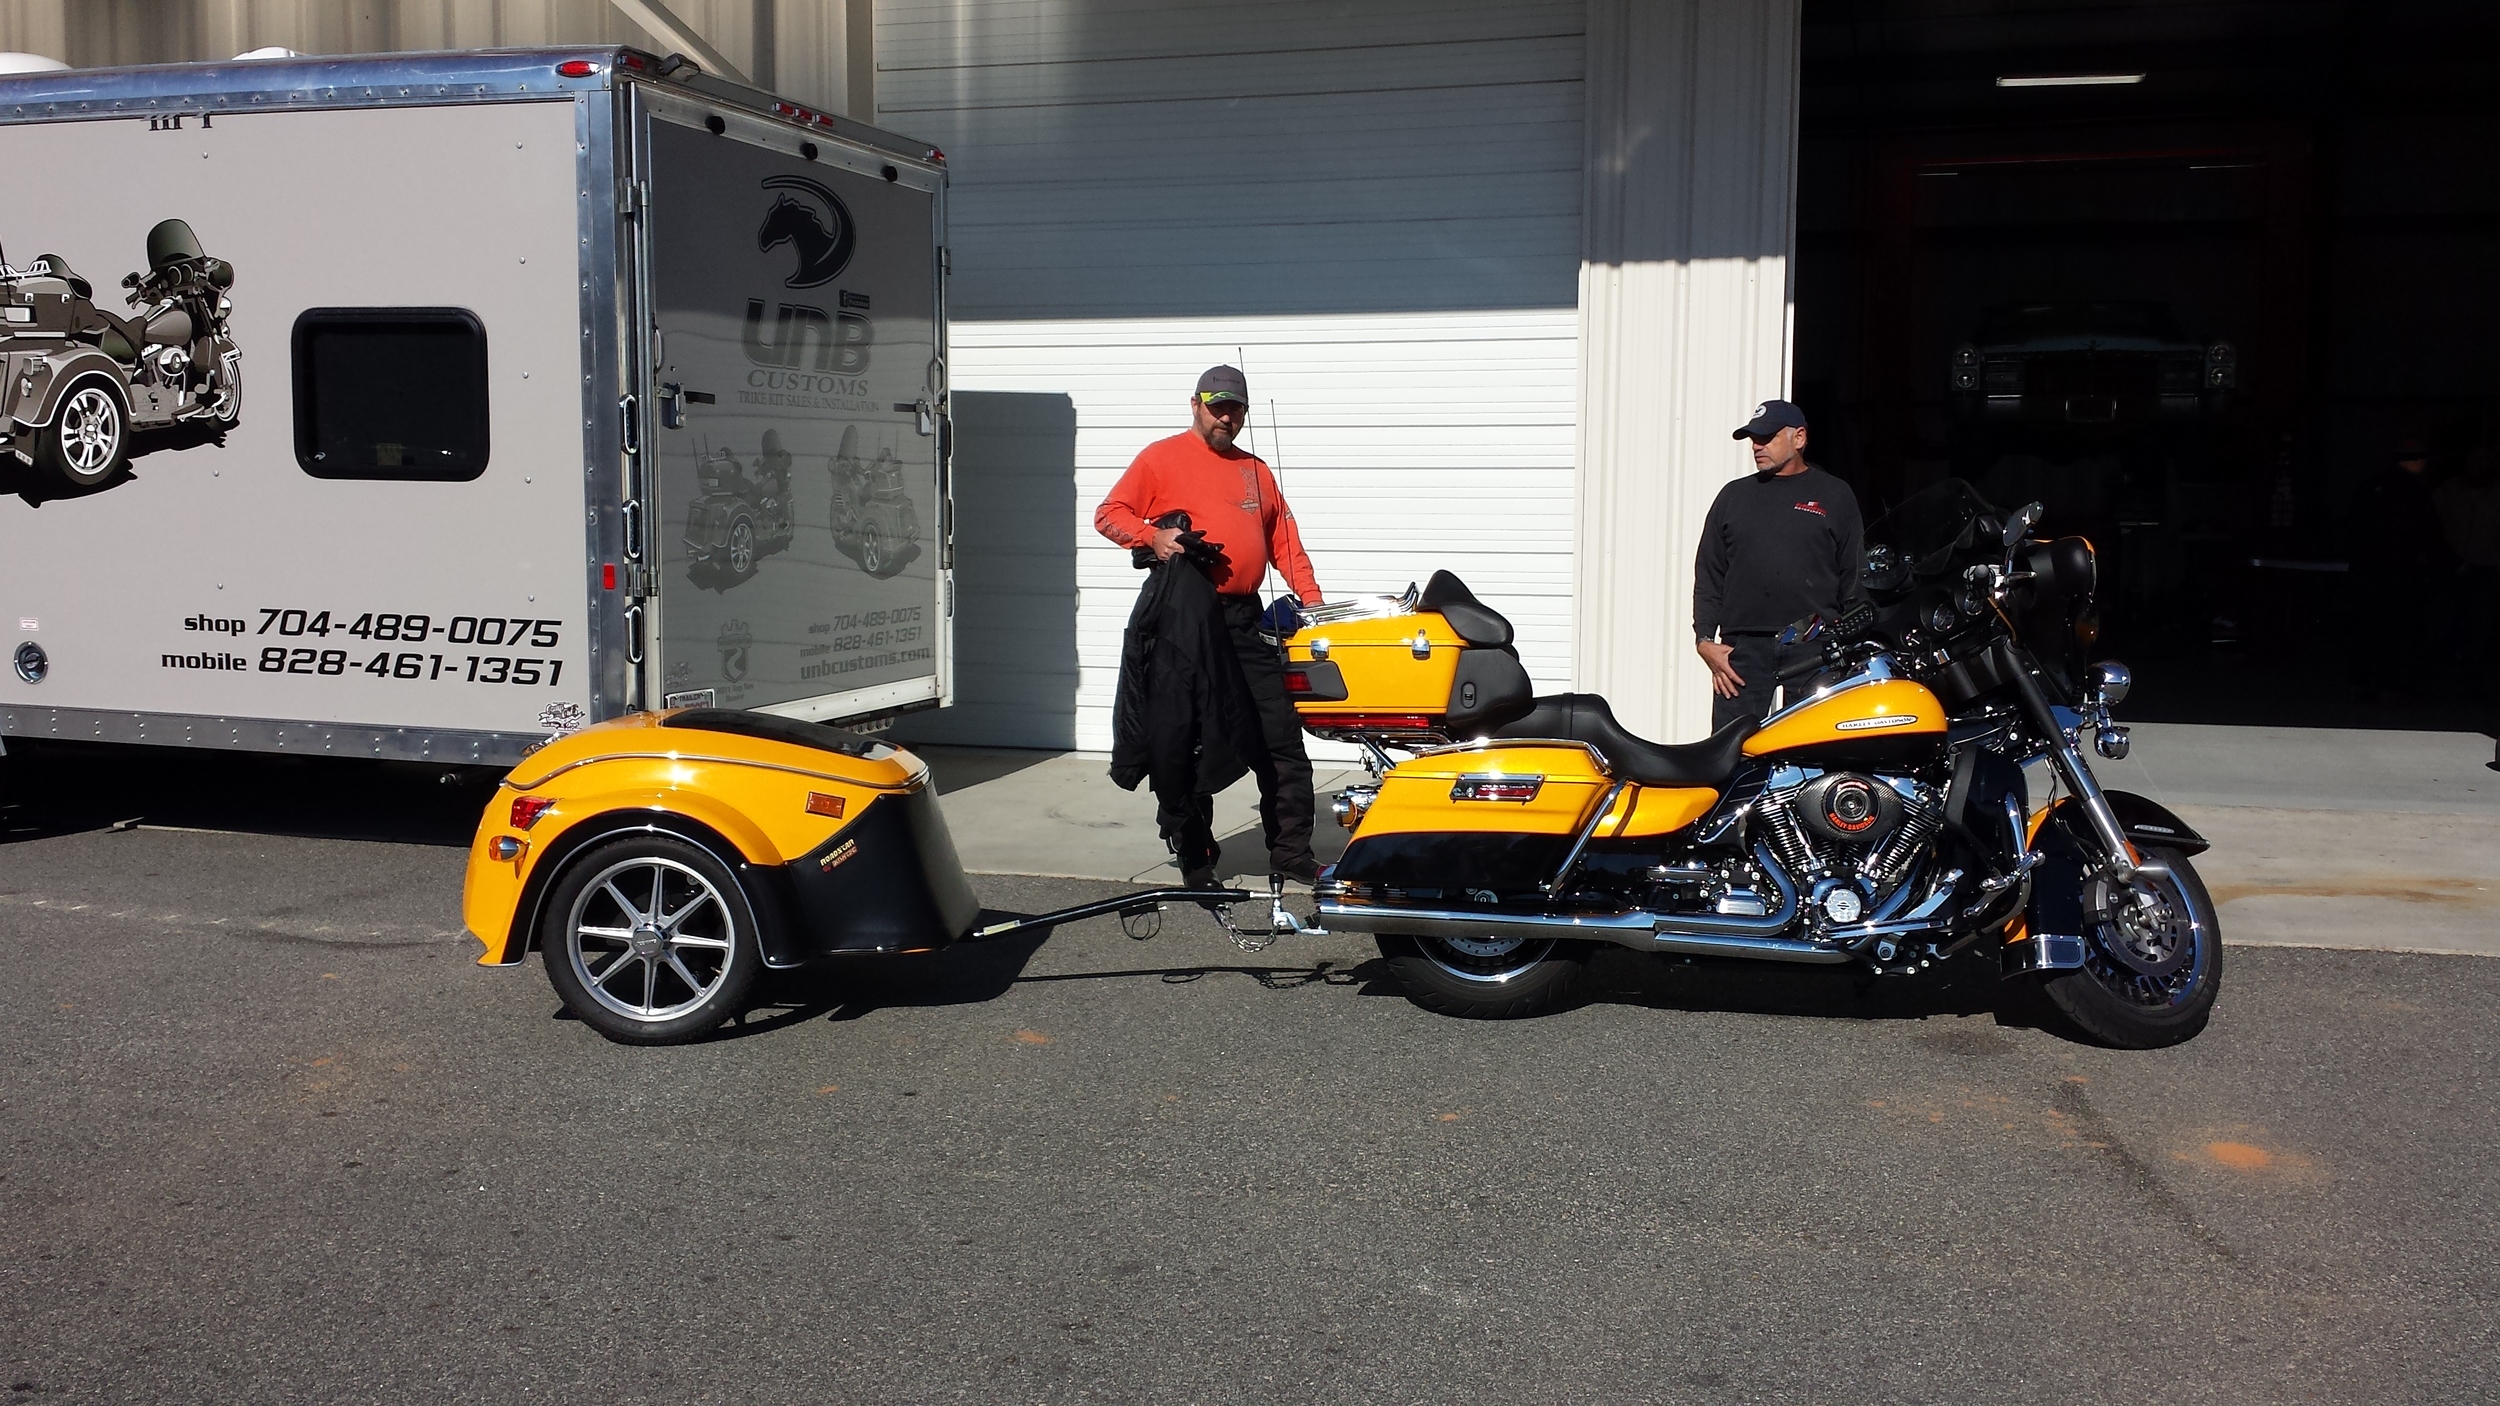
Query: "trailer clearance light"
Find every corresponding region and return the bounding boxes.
[602,562,617,591]
[926,148,946,164]
[555,60,600,78]
[806,792,848,819]
[509,795,558,830]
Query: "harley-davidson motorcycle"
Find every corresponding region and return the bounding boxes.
[1291,481,2221,1049]
[0,218,241,495]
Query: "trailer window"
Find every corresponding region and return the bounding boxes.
[291,309,490,481]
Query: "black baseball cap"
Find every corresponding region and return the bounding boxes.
[1732,399,1809,439]
[1195,364,1249,406]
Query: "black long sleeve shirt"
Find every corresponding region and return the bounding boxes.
[1693,464,1865,640]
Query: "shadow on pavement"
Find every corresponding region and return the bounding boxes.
[0,740,500,848]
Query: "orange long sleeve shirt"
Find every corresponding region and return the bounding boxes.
[1094,432,1324,602]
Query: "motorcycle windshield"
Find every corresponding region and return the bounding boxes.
[1868,478,1998,579]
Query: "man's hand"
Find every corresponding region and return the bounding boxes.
[1149,525,1186,561]
[1697,638,1745,699]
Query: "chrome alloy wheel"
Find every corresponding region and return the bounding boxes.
[57,385,124,480]
[2084,865,2210,1009]
[1416,933,1559,984]
[564,856,738,1023]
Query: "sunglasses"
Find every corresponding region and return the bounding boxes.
[1197,395,1248,413]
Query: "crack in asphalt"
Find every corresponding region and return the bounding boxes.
[2053,1077,2237,1261]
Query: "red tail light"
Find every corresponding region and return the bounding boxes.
[1284,670,1311,693]
[509,795,557,830]
[555,60,600,78]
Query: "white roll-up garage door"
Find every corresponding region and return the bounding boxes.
[879,0,1587,751]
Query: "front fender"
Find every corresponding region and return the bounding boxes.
[2096,789,2209,856]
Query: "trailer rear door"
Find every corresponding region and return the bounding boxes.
[635,95,947,723]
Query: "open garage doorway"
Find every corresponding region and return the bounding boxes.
[1796,1,2500,732]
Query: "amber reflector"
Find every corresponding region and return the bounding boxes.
[806,792,846,818]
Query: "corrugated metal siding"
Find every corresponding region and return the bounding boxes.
[1576,0,1801,745]
[877,0,1587,753]
[908,310,1579,752]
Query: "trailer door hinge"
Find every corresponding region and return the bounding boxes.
[621,178,648,219]
[626,563,655,600]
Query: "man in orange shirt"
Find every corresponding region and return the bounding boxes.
[1096,365,1326,885]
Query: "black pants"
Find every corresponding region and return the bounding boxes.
[1710,632,1812,733]
[1165,597,1316,874]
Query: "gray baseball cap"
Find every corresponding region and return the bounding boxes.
[1195,364,1249,406]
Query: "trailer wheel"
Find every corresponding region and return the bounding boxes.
[34,375,131,494]
[538,834,764,1045]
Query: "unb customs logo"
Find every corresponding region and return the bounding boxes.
[757,175,855,288]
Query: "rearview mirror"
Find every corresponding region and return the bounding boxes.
[2004,502,2042,548]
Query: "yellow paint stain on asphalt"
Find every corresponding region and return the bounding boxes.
[1011,1029,1053,1045]
[320,973,340,980]
[2064,1075,2089,1084]
[2207,875,2491,907]
[2203,1141,2273,1170]
[310,1057,334,1068]
[1436,1113,1462,1122]
[815,1085,840,1095]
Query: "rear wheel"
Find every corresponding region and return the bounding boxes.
[34,375,129,494]
[1376,931,1592,1019]
[2040,846,2222,1049]
[539,834,764,1045]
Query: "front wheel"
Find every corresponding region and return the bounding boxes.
[1376,932,1592,1019]
[539,834,765,1044]
[2039,846,2222,1049]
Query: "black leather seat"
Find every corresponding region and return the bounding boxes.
[1493,694,1755,787]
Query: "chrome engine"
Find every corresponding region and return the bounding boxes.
[1749,765,1946,942]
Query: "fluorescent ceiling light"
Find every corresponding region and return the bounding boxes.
[1997,73,2146,88]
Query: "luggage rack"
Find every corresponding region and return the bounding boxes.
[1297,583,1418,625]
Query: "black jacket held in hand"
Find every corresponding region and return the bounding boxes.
[1693,464,1866,640]
[1109,514,1263,801]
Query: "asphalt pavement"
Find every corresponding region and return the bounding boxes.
[1,748,2496,1404]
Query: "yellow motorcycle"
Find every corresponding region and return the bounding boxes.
[1293,482,2220,1049]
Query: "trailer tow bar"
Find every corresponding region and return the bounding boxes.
[967,877,1329,953]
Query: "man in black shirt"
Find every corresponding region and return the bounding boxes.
[1693,400,1865,731]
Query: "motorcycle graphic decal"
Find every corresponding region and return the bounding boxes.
[0,216,241,503]
[681,430,798,591]
[828,423,923,579]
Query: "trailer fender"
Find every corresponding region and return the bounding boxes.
[13,350,126,430]
[487,803,811,969]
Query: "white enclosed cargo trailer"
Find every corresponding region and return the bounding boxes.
[0,47,952,768]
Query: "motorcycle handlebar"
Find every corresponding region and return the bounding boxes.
[1776,652,1827,683]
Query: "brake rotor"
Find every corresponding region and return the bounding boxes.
[2086,876,2191,979]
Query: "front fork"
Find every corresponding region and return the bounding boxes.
[2003,642,2137,882]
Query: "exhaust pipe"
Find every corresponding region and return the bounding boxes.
[1317,844,1851,965]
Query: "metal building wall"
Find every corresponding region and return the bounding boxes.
[879,0,1589,752]
[1576,0,1802,745]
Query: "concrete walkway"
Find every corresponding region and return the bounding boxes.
[916,721,2499,957]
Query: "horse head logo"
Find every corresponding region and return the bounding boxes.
[757,175,856,288]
